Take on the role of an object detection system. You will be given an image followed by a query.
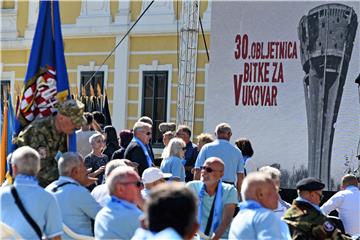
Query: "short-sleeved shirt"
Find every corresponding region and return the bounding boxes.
[186,181,238,238]
[321,186,360,236]
[0,175,63,239]
[160,156,186,181]
[46,176,102,238]
[229,200,290,239]
[194,139,244,183]
[15,116,67,187]
[95,196,142,239]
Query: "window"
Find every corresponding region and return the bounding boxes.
[80,71,104,96]
[1,80,11,114]
[142,71,168,146]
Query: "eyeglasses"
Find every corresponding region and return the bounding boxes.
[200,166,222,173]
[143,131,152,136]
[119,181,143,188]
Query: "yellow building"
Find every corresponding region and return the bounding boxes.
[0,1,211,152]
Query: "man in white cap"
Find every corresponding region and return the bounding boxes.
[141,167,172,199]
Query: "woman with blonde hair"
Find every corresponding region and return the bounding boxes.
[160,137,186,181]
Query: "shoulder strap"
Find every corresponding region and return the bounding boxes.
[51,181,78,192]
[204,194,217,236]
[10,186,42,239]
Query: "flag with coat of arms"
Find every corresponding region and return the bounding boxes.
[16,0,76,151]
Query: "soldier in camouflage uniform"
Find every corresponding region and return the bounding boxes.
[15,99,86,187]
[283,177,350,240]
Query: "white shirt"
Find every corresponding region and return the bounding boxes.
[91,184,110,207]
[273,198,291,218]
[321,186,360,236]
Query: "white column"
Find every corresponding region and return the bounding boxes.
[114,0,130,25]
[112,35,129,131]
[203,0,212,28]
[24,1,39,39]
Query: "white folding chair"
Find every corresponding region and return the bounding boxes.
[0,222,22,240]
[62,224,94,240]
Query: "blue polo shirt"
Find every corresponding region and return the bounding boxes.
[194,139,244,183]
[95,196,142,239]
[46,176,101,238]
[229,200,291,239]
[0,175,63,239]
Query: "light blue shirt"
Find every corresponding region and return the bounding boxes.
[194,139,244,183]
[131,227,182,240]
[160,156,186,181]
[0,175,63,239]
[186,181,238,238]
[95,196,142,239]
[46,176,101,238]
[229,200,291,239]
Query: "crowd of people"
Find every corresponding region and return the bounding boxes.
[0,99,359,240]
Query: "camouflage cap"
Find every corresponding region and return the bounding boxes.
[57,99,87,128]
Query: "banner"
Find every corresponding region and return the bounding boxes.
[206,1,360,189]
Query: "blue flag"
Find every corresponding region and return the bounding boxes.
[16,0,76,151]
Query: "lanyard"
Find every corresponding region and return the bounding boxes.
[198,181,223,236]
[132,137,152,167]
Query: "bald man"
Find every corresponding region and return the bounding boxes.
[229,172,291,239]
[186,157,238,240]
[321,174,360,236]
[94,166,143,239]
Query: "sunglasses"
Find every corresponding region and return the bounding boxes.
[143,131,152,136]
[200,166,222,173]
[119,181,143,188]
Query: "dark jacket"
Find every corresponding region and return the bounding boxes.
[124,141,149,176]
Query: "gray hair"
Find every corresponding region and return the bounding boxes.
[215,123,232,135]
[12,146,41,176]
[107,166,138,194]
[241,172,273,201]
[89,133,104,145]
[258,166,281,180]
[162,137,185,159]
[133,121,152,134]
[105,159,129,177]
[138,116,153,125]
[58,152,83,176]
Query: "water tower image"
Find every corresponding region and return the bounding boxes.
[298,3,358,188]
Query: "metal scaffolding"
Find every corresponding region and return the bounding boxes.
[176,0,199,132]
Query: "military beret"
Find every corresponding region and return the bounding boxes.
[57,99,87,128]
[296,177,325,191]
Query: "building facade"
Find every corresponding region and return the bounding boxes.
[0,0,211,152]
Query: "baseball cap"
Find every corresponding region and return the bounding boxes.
[57,99,87,128]
[142,167,172,184]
